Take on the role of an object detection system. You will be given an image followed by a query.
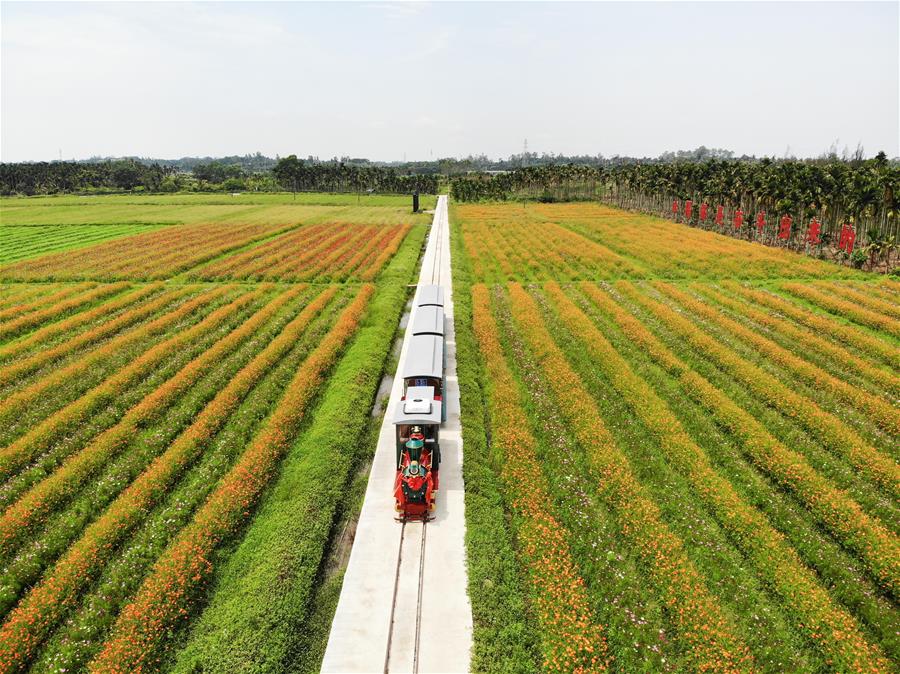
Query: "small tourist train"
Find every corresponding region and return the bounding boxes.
[393,284,446,521]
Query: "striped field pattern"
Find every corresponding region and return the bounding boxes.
[457,201,897,673]
[0,192,429,672]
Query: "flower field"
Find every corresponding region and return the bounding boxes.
[0,225,167,264]
[0,194,426,282]
[455,202,898,673]
[189,222,412,282]
[456,202,865,282]
[0,193,429,672]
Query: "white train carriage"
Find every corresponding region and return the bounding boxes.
[393,285,447,520]
[416,284,444,308]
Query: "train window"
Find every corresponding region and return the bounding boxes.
[404,377,442,397]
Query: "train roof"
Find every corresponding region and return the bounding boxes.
[394,386,442,425]
[402,334,443,380]
[411,305,444,337]
[416,285,444,308]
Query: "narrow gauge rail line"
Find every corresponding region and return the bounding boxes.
[322,195,471,674]
[384,199,445,673]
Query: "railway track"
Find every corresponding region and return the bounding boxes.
[322,196,471,673]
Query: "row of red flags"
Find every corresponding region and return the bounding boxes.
[672,200,856,252]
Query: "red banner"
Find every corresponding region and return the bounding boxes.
[715,205,724,226]
[838,223,856,252]
[700,203,708,221]
[733,209,744,230]
[684,200,693,219]
[778,214,792,240]
[756,211,766,234]
[807,218,822,245]
[672,199,679,216]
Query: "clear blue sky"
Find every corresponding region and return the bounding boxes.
[2,1,897,161]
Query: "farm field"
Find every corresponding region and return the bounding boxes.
[0,193,430,672]
[0,194,428,281]
[455,202,898,673]
[457,202,866,281]
[0,225,168,264]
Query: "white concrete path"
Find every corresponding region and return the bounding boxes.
[322,196,472,673]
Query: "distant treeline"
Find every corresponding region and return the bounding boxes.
[0,160,175,196]
[450,155,900,249]
[271,156,438,195]
[0,156,438,196]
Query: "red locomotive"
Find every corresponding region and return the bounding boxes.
[394,425,438,520]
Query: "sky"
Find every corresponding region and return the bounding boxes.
[1,1,898,162]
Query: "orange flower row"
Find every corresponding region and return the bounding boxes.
[0,283,126,342]
[190,223,334,279]
[0,285,309,557]
[87,285,373,673]
[0,283,96,323]
[617,282,900,500]
[192,222,411,282]
[0,284,163,387]
[782,283,900,339]
[692,284,899,398]
[506,283,754,674]
[865,282,899,304]
[583,283,896,575]
[0,287,231,484]
[0,286,342,673]
[722,282,897,368]
[459,208,642,282]
[359,225,413,282]
[455,202,851,281]
[655,283,900,436]
[0,222,294,281]
[812,281,900,321]
[555,282,893,670]
[472,285,608,673]
[0,285,59,311]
